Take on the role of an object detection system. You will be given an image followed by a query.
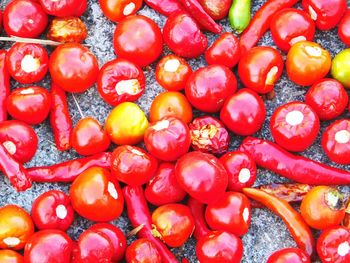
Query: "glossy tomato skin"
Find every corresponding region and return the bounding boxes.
[198,0,231,20]
[339,10,350,46]
[70,167,124,222]
[267,248,310,263]
[238,46,284,94]
[39,0,87,17]
[220,88,266,136]
[111,145,158,186]
[31,190,74,231]
[185,65,237,113]
[0,205,34,250]
[49,43,99,93]
[3,0,48,38]
[270,8,315,53]
[97,58,145,106]
[305,79,348,121]
[125,238,161,263]
[0,250,23,263]
[113,15,162,67]
[163,12,208,58]
[175,151,228,204]
[6,86,51,125]
[99,0,142,22]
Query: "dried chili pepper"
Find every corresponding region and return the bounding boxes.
[144,0,184,16]
[28,152,111,183]
[0,50,10,122]
[187,197,211,240]
[259,183,313,203]
[239,137,350,185]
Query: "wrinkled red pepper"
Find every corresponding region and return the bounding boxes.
[144,0,184,16]
[0,50,10,122]
[187,197,211,240]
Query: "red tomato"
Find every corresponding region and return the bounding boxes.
[49,43,99,93]
[71,117,111,156]
[0,120,38,163]
[113,15,162,67]
[270,101,320,152]
[39,0,87,17]
[6,86,51,125]
[198,0,232,20]
[69,167,124,222]
[110,145,158,186]
[125,238,161,263]
[270,8,315,53]
[339,10,350,46]
[196,231,243,262]
[0,250,23,263]
[163,12,208,58]
[302,0,347,30]
[220,88,266,136]
[99,0,142,22]
[24,230,73,263]
[6,43,48,84]
[238,46,284,94]
[145,163,186,206]
[267,248,310,263]
[0,205,34,250]
[220,151,257,192]
[97,58,145,106]
[175,151,228,204]
[0,10,2,31]
[185,65,237,113]
[322,119,350,164]
[152,203,195,247]
[3,0,48,38]
[317,226,350,262]
[31,190,74,231]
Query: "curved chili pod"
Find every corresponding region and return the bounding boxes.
[187,197,211,240]
[0,50,10,122]
[144,0,184,16]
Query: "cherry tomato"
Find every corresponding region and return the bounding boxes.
[185,65,237,113]
[6,86,51,125]
[305,79,348,121]
[220,151,257,192]
[39,0,87,17]
[71,117,111,156]
[198,0,231,20]
[270,8,315,53]
[97,58,145,106]
[31,190,74,231]
[302,0,347,30]
[238,46,284,94]
[175,151,228,204]
[3,0,48,38]
[125,238,161,263]
[317,226,350,262]
[322,119,350,165]
[163,11,208,58]
[149,91,193,124]
[145,163,186,206]
[99,0,142,22]
[0,250,23,263]
[70,167,124,222]
[47,17,88,44]
[24,230,73,263]
[152,203,195,247]
[111,145,158,186]
[220,88,266,136]
[270,101,320,152]
[205,32,240,68]
[105,102,149,145]
[189,116,229,154]
[0,120,38,163]
[286,41,331,86]
[0,205,34,250]
[339,10,350,47]
[196,231,243,262]
[300,186,345,230]
[49,43,99,93]
[267,247,310,263]
[113,15,162,67]
[331,49,350,89]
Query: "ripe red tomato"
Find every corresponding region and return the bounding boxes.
[339,10,350,46]
[198,0,231,20]
[267,248,310,263]
[113,15,162,67]
[6,86,51,125]
[185,65,237,113]
[220,88,266,136]
[238,46,284,94]
[175,151,228,204]
[99,0,142,22]
[3,0,48,38]
[110,145,158,186]
[49,43,99,93]
[163,11,208,58]
[70,167,124,222]
[270,8,315,53]
[125,238,161,263]
[270,101,320,152]
[39,0,87,17]
[0,250,23,263]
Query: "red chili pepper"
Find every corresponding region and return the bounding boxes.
[144,0,184,16]
[0,50,10,122]
[122,186,178,263]
[239,137,350,185]
[27,152,111,183]
[239,0,299,54]
[178,0,222,34]
[50,83,73,151]
[0,144,32,191]
[187,197,211,240]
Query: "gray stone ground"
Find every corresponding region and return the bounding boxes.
[1,0,350,262]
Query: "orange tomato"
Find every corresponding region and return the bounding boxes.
[0,250,23,263]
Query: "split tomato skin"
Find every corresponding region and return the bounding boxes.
[339,10,350,46]
[0,250,23,263]
[266,248,311,263]
[125,238,161,263]
[99,0,142,22]
[39,0,87,17]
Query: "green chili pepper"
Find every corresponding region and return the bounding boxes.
[229,0,251,34]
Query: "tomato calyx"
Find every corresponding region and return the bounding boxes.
[265,66,279,86]
[305,45,322,57]
[2,141,16,155]
[55,204,68,220]
[285,110,304,126]
[3,237,20,247]
[21,55,40,73]
[151,224,163,240]
[164,58,180,72]
[107,182,119,199]
[308,5,317,21]
[325,189,345,211]
[238,168,251,184]
[115,79,140,95]
[123,3,136,16]
[338,241,350,256]
[335,130,350,144]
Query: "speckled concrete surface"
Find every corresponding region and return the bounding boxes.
[1,0,350,262]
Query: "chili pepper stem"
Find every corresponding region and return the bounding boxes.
[71,94,85,118]
[0,37,91,47]
[127,223,145,237]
